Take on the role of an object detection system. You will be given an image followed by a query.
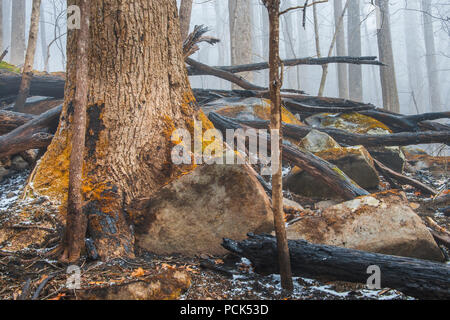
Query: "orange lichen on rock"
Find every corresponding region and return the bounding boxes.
[319,112,392,134]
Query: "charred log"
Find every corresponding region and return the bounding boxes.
[222,234,450,300]
[0,110,35,135]
[0,105,61,159]
[187,56,384,75]
[233,118,450,147]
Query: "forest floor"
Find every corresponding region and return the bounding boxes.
[0,165,448,300]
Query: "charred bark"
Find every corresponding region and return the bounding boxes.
[0,105,61,159]
[0,110,35,135]
[222,234,450,300]
[233,118,450,147]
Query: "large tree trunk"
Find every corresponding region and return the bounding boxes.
[347,0,363,101]
[421,0,442,112]
[26,0,204,261]
[333,0,349,99]
[178,0,193,41]
[375,0,400,113]
[10,0,26,66]
[228,0,253,89]
[14,0,41,112]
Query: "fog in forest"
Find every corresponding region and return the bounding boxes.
[1,0,448,114]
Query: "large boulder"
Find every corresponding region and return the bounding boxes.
[130,163,274,256]
[286,191,445,262]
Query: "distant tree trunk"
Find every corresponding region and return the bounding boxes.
[261,3,269,85]
[229,0,253,89]
[347,0,363,101]
[317,0,349,97]
[312,3,326,96]
[264,0,293,293]
[214,0,228,89]
[0,0,3,52]
[60,0,89,264]
[296,8,308,92]
[26,0,202,261]
[376,0,400,113]
[14,0,41,113]
[281,0,297,90]
[421,0,442,112]
[333,0,349,99]
[40,3,48,72]
[178,0,193,41]
[10,0,26,66]
[364,22,381,106]
[403,2,424,113]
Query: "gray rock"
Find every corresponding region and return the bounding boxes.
[299,130,341,153]
[11,155,29,171]
[286,191,444,262]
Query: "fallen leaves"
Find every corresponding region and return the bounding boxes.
[131,267,146,278]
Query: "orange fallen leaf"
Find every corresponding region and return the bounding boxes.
[131,267,146,277]
[410,202,420,210]
[48,293,66,301]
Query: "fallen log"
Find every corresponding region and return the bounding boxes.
[187,56,385,75]
[233,118,450,147]
[360,110,450,133]
[209,112,369,200]
[0,105,61,159]
[0,110,35,135]
[373,158,438,196]
[0,73,65,99]
[222,234,450,300]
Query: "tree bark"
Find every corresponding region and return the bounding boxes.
[264,0,293,293]
[222,234,450,300]
[14,0,41,112]
[26,0,202,261]
[10,0,26,66]
[347,0,363,101]
[333,0,349,99]
[376,0,400,113]
[60,0,90,264]
[421,0,442,112]
[178,0,193,41]
[229,0,253,89]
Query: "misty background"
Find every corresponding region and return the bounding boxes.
[1,0,448,115]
